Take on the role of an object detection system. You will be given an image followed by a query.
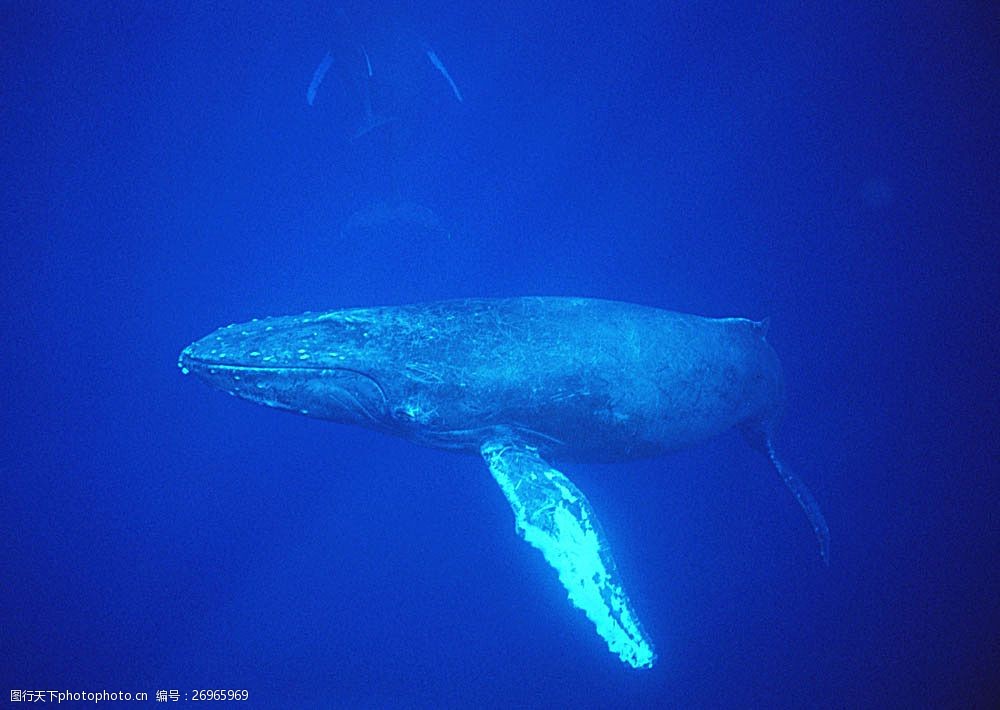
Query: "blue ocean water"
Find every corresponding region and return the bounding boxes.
[2,2,996,707]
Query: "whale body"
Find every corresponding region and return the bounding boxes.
[179,297,828,668]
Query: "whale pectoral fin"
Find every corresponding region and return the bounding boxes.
[480,438,656,669]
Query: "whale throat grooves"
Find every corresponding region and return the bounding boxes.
[178,297,828,669]
[481,438,656,669]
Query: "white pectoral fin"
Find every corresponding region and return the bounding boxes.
[481,438,656,669]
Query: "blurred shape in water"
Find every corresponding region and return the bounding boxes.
[306,50,334,106]
[424,46,463,103]
[341,199,449,242]
[306,7,462,141]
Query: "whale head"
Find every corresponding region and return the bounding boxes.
[178,311,392,428]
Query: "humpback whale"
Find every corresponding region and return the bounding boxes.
[178,297,828,669]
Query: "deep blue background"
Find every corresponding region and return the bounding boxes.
[2,2,996,707]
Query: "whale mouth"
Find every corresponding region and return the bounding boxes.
[178,349,383,382]
[179,356,355,374]
[178,347,390,424]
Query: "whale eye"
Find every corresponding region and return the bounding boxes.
[393,400,436,425]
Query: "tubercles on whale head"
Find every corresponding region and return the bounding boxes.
[177,314,393,427]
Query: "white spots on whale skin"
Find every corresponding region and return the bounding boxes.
[177,349,193,375]
[299,353,311,360]
[481,441,656,669]
[249,351,261,357]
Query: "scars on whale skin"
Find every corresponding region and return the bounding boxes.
[179,296,829,669]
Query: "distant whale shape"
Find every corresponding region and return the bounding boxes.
[305,7,461,138]
[178,297,829,669]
